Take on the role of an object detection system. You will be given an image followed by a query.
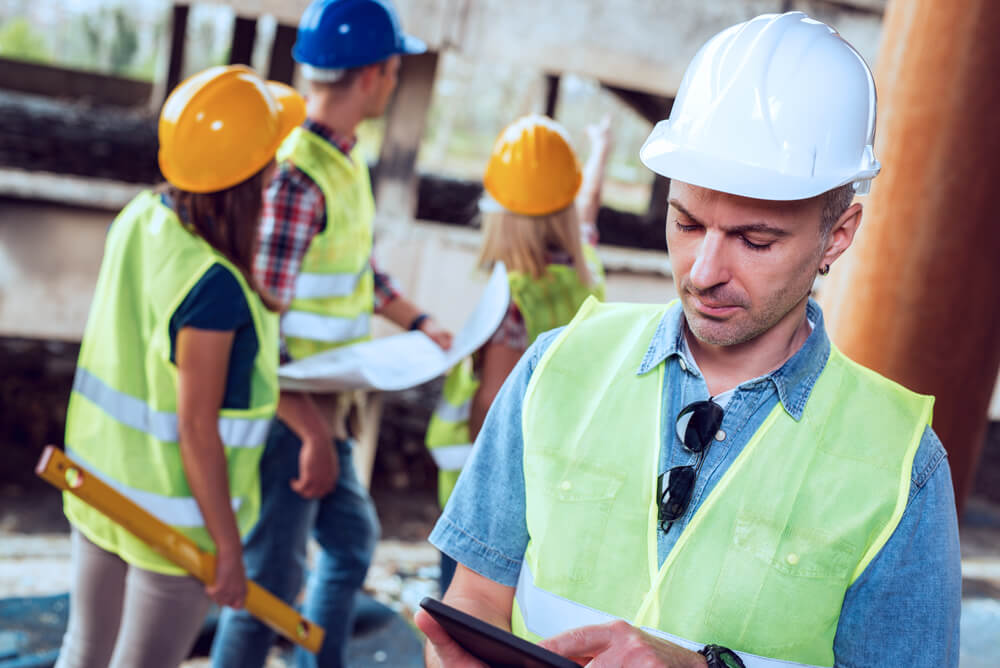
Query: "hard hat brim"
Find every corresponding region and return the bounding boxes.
[399,33,427,55]
[640,122,880,201]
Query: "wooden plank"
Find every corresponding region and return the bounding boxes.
[267,23,298,84]
[602,84,672,125]
[374,51,439,223]
[212,0,449,42]
[229,15,258,66]
[544,73,560,118]
[0,58,152,108]
[647,175,670,224]
[165,4,190,97]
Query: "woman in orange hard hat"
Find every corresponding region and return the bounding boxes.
[424,114,613,593]
[55,65,304,668]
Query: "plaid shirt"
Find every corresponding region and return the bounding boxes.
[254,119,401,314]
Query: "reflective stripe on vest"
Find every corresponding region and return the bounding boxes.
[433,395,472,424]
[280,310,371,344]
[294,261,371,299]
[279,127,374,359]
[73,368,270,448]
[428,443,473,471]
[66,446,241,527]
[514,297,932,666]
[513,564,822,668]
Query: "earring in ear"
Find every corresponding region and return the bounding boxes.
[818,264,831,276]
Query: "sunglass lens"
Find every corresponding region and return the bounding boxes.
[682,401,724,453]
[660,466,696,521]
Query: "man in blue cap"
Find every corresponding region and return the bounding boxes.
[212,1,451,666]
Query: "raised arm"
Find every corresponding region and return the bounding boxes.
[577,115,614,227]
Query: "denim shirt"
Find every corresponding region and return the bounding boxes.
[430,299,961,667]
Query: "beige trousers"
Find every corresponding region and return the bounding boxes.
[55,529,212,668]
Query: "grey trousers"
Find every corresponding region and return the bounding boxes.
[55,529,213,668]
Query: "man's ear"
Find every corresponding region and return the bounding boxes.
[820,202,863,272]
[356,63,380,92]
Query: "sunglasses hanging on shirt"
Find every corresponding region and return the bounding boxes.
[657,399,725,535]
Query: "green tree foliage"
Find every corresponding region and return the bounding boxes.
[109,9,138,75]
[0,17,52,64]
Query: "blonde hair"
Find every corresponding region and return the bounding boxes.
[477,204,594,286]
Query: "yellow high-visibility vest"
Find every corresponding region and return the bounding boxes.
[426,249,606,507]
[512,297,932,668]
[65,191,279,574]
[278,127,375,360]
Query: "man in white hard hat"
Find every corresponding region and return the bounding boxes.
[416,12,960,668]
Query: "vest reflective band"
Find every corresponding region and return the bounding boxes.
[426,255,606,508]
[513,298,932,666]
[513,563,819,668]
[278,127,375,359]
[425,357,480,507]
[65,446,242,527]
[280,310,371,343]
[72,368,271,448]
[64,191,279,575]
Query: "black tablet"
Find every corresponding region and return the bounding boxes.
[419,597,579,668]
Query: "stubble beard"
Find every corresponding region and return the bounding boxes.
[682,281,809,348]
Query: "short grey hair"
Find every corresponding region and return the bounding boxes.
[300,64,347,83]
[821,183,856,235]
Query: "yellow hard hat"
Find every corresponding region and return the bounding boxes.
[158,65,306,193]
[483,115,582,216]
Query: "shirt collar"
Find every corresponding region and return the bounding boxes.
[637,299,831,420]
[303,118,357,157]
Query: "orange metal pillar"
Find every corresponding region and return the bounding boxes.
[820,0,1000,513]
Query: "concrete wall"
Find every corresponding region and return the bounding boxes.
[215,0,886,97]
[0,195,675,342]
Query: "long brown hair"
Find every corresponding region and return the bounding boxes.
[161,163,280,312]
[477,204,594,286]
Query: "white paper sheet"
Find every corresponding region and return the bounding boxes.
[278,263,510,392]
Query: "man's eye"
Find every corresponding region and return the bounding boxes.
[741,237,773,251]
[675,221,700,232]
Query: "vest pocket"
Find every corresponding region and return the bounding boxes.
[525,448,625,587]
[705,512,856,656]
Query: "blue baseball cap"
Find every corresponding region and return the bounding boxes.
[293,0,426,70]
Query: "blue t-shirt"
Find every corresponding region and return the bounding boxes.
[160,193,259,410]
[168,263,257,410]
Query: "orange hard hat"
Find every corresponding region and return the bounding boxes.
[483,115,582,216]
[158,65,306,193]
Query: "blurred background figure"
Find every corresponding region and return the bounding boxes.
[425,113,611,594]
[55,65,303,668]
[211,1,451,668]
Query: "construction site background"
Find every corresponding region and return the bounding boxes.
[1,0,998,665]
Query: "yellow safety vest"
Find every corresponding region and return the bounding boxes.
[426,249,606,508]
[512,297,932,668]
[278,127,375,360]
[64,191,279,575]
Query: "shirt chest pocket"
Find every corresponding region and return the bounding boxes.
[525,449,626,585]
[706,512,858,655]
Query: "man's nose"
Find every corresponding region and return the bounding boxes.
[688,231,731,290]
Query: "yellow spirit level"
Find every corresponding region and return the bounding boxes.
[35,445,325,653]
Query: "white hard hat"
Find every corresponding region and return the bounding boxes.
[640,11,880,201]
